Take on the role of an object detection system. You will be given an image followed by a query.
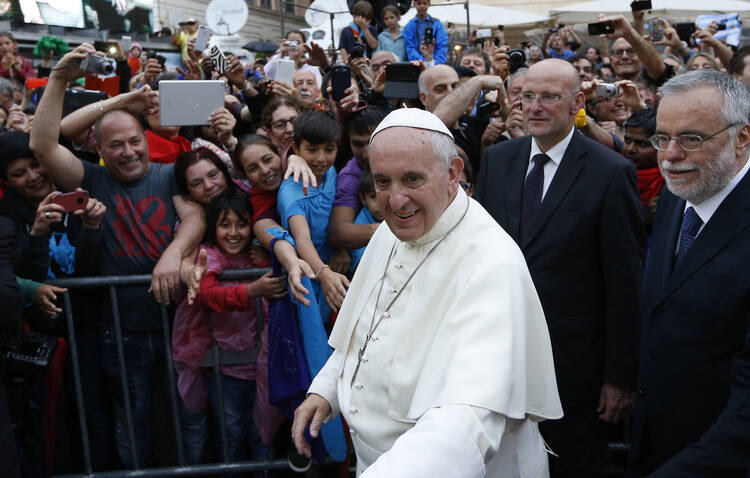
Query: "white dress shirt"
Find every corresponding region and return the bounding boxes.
[528,126,576,200]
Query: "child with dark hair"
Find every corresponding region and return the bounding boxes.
[172,190,287,464]
[349,168,383,273]
[338,0,379,61]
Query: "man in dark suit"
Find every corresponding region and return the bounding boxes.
[475,59,646,477]
[629,70,750,477]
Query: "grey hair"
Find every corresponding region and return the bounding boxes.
[418,69,429,95]
[0,77,12,98]
[430,130,458,169]
[658,69,750,127]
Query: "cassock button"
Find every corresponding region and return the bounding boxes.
[361,356,369,363]
[372,336,380,342]
[350,429,357,437]
[354,382,365,390]
[382,312,390,319]
[349,406,359,414]
[390,288,398,294]
[394,262,404,269]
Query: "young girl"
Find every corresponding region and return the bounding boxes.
[375,5,406,61]
[172,190,286,464]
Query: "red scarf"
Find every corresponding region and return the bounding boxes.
[146,129,192,164]
[637,167,664,206]
[250,186,278,224]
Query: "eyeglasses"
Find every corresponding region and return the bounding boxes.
[611,48,636,58]
[649,123,741,152]
[521,91,576,105]
[272,117,297,130]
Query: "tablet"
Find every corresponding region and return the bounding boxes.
[159,80,225,127]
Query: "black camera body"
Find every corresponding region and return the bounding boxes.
[147,51,167,66]
[508,48,526,74]
[477,101,500,118]
[80,54,115,75]
[350,42,366,59]
[1,332,57,377]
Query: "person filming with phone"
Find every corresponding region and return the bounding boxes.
[404,0,448,65]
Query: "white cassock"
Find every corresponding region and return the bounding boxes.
[309,188,563,477]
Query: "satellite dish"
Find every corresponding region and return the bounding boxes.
[205,0,248,35]
[305,0,350,27]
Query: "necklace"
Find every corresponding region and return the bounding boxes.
[349,199,470,387]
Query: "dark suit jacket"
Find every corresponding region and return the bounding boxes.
[475,130,646,407]
[629,176,750,477]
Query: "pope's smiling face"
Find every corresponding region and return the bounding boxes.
[369,127,460,242]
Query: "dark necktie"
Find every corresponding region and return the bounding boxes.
[520,153,550,242]
[675,206,702,264]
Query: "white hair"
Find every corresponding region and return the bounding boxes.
[430,131,458,169]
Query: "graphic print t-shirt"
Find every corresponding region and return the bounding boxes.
[82,161,178,330]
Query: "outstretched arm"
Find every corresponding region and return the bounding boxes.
[29,44,95,191]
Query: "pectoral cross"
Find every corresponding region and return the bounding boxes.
[349,336,370,387]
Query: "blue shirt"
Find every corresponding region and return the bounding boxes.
[338,23,378,57]
[547,48,575,60]
[375,29,406,61]
[403,14,448,64]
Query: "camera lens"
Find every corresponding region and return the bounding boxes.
[76,197,83,204]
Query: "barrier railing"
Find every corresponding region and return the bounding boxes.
[50,268,286,478]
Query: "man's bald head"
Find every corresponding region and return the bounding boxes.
[522,59,584,151]
[418,65,460,112]
[526,59,580,92]
[372,50,399,74]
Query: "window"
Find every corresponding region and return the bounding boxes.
[284,0,295,14]
[259,0,271,9]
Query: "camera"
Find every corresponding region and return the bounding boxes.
[508,48,526,74]
[477,101,500,118]
[147,51,167,66]
[1,332,58,376]
[288,40,299,51]
[595,83,619,98]
[350,42,366,59]
[80,54,114,75]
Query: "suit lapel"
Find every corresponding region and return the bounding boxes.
[644,191,683,305]
[506,137,532,243]
[523,131,586,248]
[659,173,750,302]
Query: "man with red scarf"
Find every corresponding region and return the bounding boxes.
[623,108,664,232]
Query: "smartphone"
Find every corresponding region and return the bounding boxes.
[588,21,615,36]
[423,27,433,45]
[717,24,727,31]
[330,65,351,102]
[276,59,295,85]
[120,35,132,54]
[675,22,696,42]
[630,0,652,11]
[94,41,123,58]
[208,45,228,74]
[194,25,212,52]
[53,191,89,212]
[649,19,664,42]
[476,28,492,39]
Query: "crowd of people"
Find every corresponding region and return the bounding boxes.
[1,0,750,476]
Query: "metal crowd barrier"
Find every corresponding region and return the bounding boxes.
[50,269,290,478]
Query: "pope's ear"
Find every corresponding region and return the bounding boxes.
[448,156,463,183]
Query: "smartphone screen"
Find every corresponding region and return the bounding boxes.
[276,59,295,85]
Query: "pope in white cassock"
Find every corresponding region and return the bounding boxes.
[291,108,563,477]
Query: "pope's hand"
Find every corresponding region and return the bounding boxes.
[292,393,331,457]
